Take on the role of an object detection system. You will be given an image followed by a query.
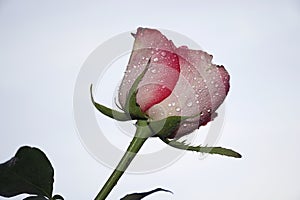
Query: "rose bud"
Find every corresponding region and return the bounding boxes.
[118,28,230,138]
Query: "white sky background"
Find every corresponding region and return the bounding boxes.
[1,0,300,200]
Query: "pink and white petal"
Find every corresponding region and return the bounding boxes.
[136,50,180,111]
[118,28,178,110]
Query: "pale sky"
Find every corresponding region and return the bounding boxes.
[1,1,300,200]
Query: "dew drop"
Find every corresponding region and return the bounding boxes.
[207,109,211,113]
[133,65,137,68]
[151,69,157,73]
[168,103,172,107]
[196,100,200,104]
[200,112,204,116]
[172,102,176,106]
[175,107,181,112]
[161,51,166,57]
[183,123,187,127]
[187,102,193,107]
[153,57,158,62]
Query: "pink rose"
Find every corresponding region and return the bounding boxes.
[118,28,230,138]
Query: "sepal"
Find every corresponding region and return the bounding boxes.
[160,137,242,158]
[90,85,132,121]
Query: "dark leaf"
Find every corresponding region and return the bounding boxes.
[120,188,172,200]
[52,194,64,200]
[0,146,54,198]
[23,195,48,200]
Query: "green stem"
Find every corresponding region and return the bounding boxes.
[95,120,152,200]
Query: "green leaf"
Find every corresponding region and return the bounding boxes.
[124,59,150,120]
[52,194,64,200]
[120,188,172,200]
[160,137,242,158]
[0,146,54,198]
[23,196,48,200]
[90,85,132,121]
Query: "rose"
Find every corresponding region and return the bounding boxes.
[118,27,230,138]
[90,27,239,200]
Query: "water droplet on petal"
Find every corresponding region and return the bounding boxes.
[200,112,204,116]
[161,51,166,57]
[172,102,176,106]
[175,107,181,112]
[151,69,157,73]
[168,103,172,107]
[183,123,187,127]
[187,102,193,107]
[196,100,200,104]
[207,109,211,113]
[153,57,158,62]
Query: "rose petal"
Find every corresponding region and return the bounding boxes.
[147,47,230,138]
[119,28,180,112]
[136,50,180,111]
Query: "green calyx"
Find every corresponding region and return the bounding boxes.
[123,59,151,120]
[90,59,152,121]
